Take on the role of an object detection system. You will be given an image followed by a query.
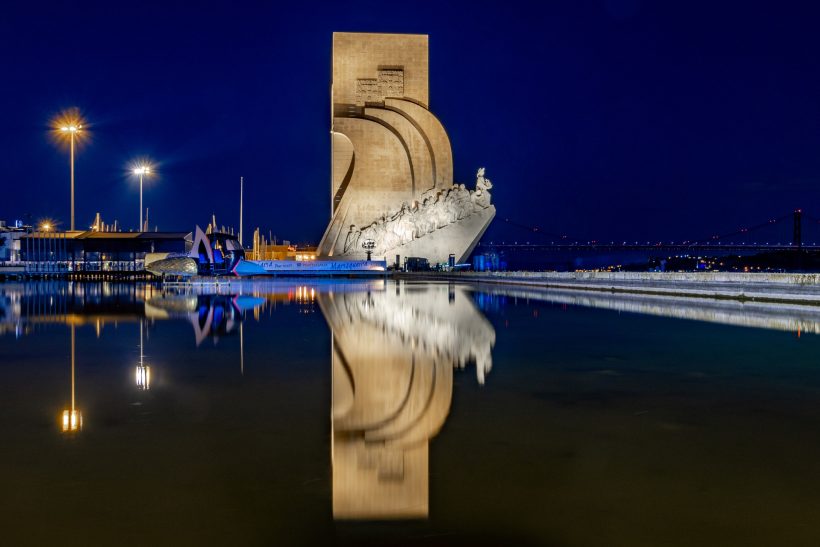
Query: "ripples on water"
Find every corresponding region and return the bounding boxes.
[2,280,820,546]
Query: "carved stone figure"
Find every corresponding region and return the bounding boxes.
[397,204,415,244]
[343,225,361,253]
[474,167,493,209]
[455,184,471,219]
[338,168,495,259]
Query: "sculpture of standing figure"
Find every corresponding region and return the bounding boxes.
[373,219,388,252]
[343,225,361,253]
[455,184,471,219]
[433,192,450,230]
[473,167,493,209]
[400,211,416,243]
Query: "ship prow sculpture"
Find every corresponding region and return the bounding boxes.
[326,168,495,264]
[317,32,495,265]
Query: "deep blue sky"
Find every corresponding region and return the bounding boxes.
[3,0,820,243]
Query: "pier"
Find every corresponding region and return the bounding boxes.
[400,271,820,306]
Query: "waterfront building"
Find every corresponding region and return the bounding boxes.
[0,220,30,264]
[248,228,317,261]
[21,230,189,272]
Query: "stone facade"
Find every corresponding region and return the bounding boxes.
[318,32,495,264]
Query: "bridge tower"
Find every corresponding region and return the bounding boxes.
[793,209,803,249]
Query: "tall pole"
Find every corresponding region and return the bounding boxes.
[70,133,75,231]
[139,173,144,232]
[239,176,244,246]
[71,324,76,411]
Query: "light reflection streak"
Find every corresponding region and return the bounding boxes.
[477,285,820,335]
[135,319,150,390]
[60,324,82,433]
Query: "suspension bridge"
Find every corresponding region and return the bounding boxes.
[479,210,820,252]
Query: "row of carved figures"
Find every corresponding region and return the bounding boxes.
[343,168,494,255]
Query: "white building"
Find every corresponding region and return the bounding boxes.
[0,220,29,263]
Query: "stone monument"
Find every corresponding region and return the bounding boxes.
[317,32,495,265]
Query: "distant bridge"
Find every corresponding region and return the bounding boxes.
[477,242,820,252]
[479,210,820,253]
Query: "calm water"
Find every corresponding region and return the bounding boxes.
[2,280,820,546]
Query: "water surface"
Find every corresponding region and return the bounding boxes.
[2,280,820,546]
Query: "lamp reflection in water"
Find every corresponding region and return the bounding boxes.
[318,282,495,519]
[61,324,82,433]
[135,319,150,390]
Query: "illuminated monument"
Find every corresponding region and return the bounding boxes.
[317,33,496,265]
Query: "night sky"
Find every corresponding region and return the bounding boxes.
[3,0,820,244]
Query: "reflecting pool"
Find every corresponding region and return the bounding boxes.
[2,280,820,546]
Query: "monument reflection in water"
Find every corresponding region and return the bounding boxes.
[0,280,495,521]
[8,280,820,544]
[319,283,494,519]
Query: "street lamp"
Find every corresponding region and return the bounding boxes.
[132,164,152,232]
[362,239,376,261]
[55,113,84,231]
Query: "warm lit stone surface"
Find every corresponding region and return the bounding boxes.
[318,32,494,264]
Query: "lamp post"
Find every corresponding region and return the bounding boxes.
[132,165,152,232]
[362,239,376,261]
[60,124,82,231]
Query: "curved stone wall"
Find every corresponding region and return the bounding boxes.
[318,33,494,264]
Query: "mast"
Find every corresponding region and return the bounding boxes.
[239,176,244,246]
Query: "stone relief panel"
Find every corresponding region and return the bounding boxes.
[355,68,405,105]
[341,168,494,257]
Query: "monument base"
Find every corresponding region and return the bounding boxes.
[340,205,495,265]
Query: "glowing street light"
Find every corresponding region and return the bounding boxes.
[362,239,376,261]
[53,110,85,231]
[131,164,153,232]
